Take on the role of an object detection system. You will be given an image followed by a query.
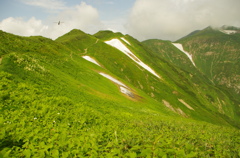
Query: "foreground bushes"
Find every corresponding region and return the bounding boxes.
[1,72,240,157]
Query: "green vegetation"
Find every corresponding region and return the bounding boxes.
[142,27,240,124]
[1,28,240,157]
[176,26,240,100]
[1,72,240,157]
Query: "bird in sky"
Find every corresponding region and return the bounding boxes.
[54,21,64,25]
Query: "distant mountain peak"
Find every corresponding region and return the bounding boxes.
[68,29,86,34]
[94,30,125,41]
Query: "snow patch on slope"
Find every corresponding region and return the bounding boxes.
[105,39,161,79]
[172,43,196,67]
[99,72,133,97]
[82,54,135,97]
[121,37,131,45]
[220,30,237,35]
[99,72,127,87]
[120,87,134,98]
[82,56,101,67]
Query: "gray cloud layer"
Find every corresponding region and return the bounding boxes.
[126,0,240,41]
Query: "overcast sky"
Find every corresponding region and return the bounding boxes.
[0,0,240,41]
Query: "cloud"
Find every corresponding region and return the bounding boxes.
[0,2,103,39]
[126,0,240,41]
[47,2,103,38]
[102,18,127,33]
[21,0,66,10]
[0,17,48,36]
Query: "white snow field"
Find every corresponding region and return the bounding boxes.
[220,30,237,35]
[99,72,133,97]
[121,37,131,45]
[105,39,161,79]
[82,56,101,67]
[172,43,196,67]
[99,72,127,87]
[120,86,134,97]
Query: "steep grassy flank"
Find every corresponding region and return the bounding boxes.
[176,26,240,99]
[55,29,98,53]
[0,30,66,57]
[1,75,240,157]
[142,28,240,125]
[1,71,240,157]
[92,31,240,127]
[1,29,240,157]
[142,39,198,74]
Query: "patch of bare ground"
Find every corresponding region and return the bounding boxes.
[205,52,214,56]
[162,100,188,117]
[178,99,195,111]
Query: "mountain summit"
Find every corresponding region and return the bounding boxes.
[1,27,240,157]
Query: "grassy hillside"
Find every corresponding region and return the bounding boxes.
[142,39,198,75]
[176,26,240,99]
[142,28,240,125]
[1,29,240,157]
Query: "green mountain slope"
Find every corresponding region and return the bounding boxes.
[177,26,240,98]
[142,26,240,124]
[1,29,240,157]
[94,30,240,126]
